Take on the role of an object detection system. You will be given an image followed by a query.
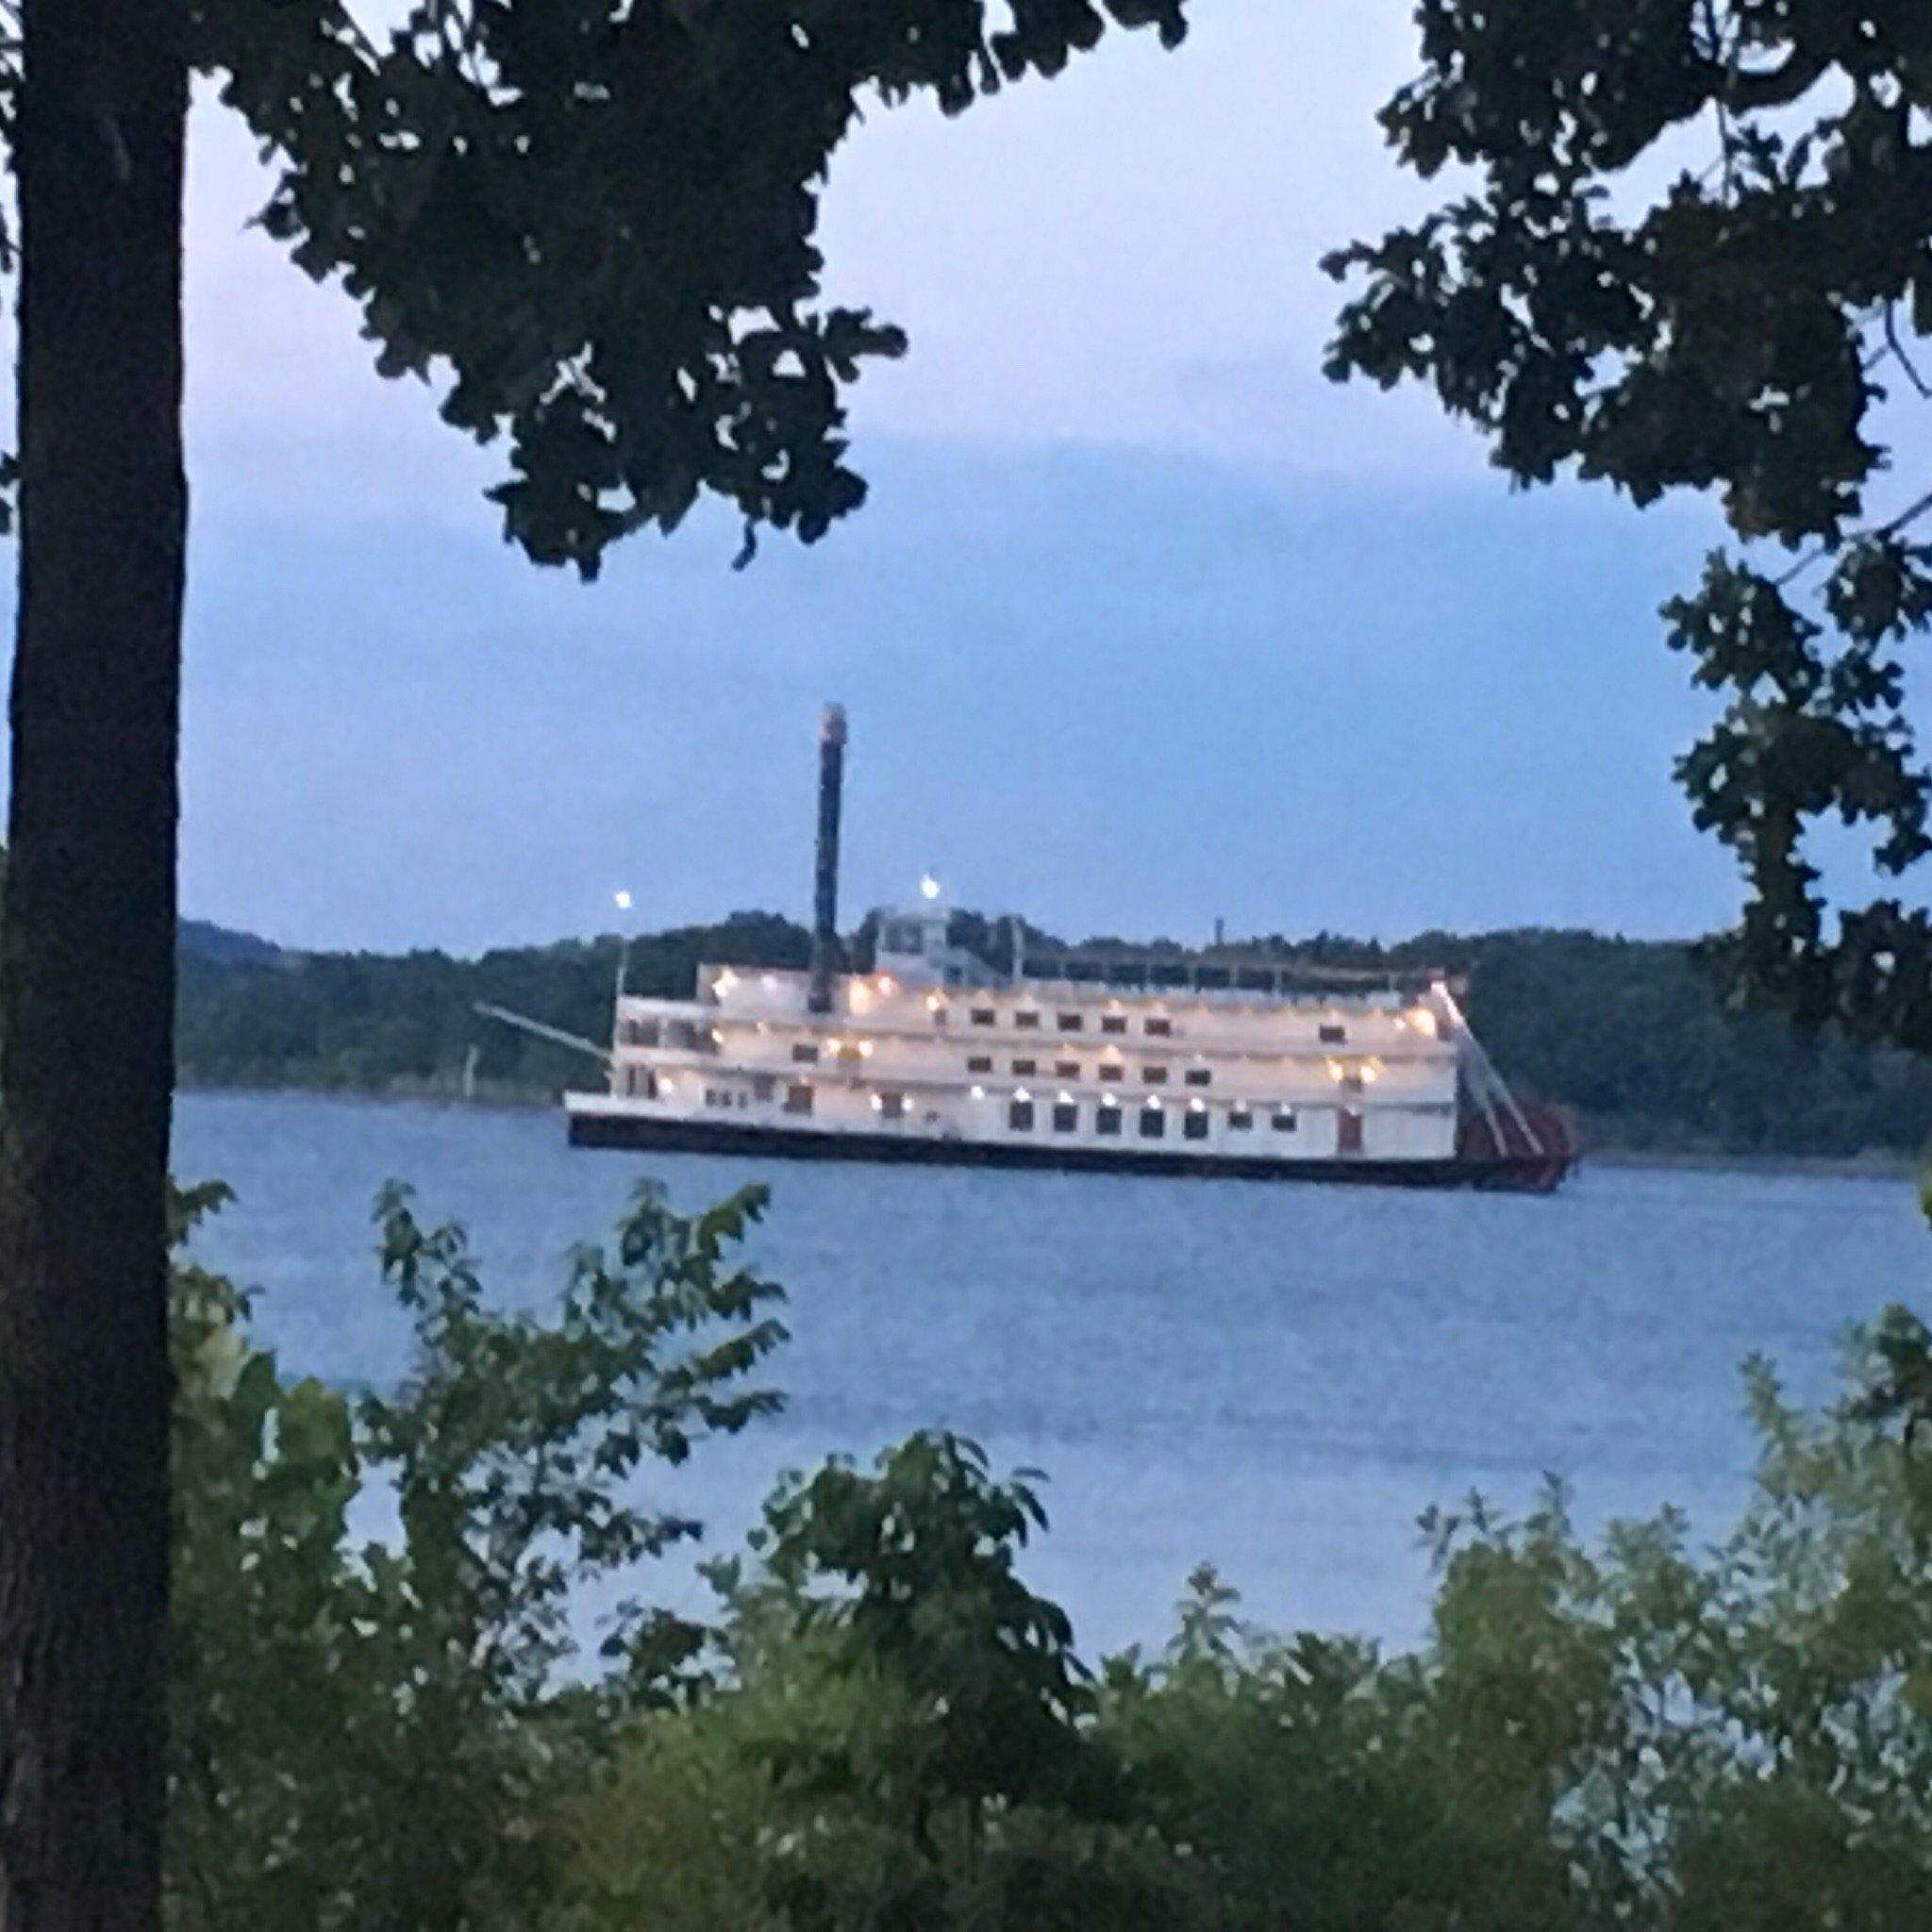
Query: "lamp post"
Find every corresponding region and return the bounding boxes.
[612,889,634,1001]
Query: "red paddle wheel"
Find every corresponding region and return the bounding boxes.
[1456,1100,1578,1192]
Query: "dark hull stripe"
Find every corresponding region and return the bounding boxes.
[565,1111,1574,1192]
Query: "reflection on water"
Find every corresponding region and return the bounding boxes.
[175,1090,1928,1653]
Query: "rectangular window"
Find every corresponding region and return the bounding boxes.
[791,1042,820,1064]
[1272,1109,1298,1133]
[1012,1058,1038,1076]
[785,1083,814,1116]
[1014,1010,1041,1031]
[1098,1064,1124,1083]
[1139,1108,1166,1140]
[879,1092,907,1122]
[1145,1017,1174,1038]
[1183,1110,1210,1141]
[1143,1065,1169,1085]
[1101,1015,1127,1035]
[1319,1023,1347,1045]
[1184,1067,1212,1088]
[967,1055,993,1074]
[623,1018,661,1047]
[751,1074,776,1101]
[1057,1012,1084,1032]
[1229,1109,1254,1131]
[626,1068,658,1099]
[1008,1099,1035,1131]
[1055,1059,1080,1079]
[1096,1106,1123,1137]
[1052,1102,1079,1133]
[971,1007,996,1026]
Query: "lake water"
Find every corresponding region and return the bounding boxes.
[175,1090,1932,1658]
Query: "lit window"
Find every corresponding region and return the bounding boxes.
[1184,1067,1211,1088]
[1229,1109,1254,1131]
[1012,1058,1038,1076]
[1096,1105,1123,1137]
[879,1092,907,1122]
[1052,1102,1078,1133]
[1272,1109,1297,1133]
[967,1055,993,1074]
[971,1007,996,1026]
[1183,1110,1209,1141]
[791,1042,819,1064]
[1319,1023,1347,1045]
[1145,1017,1173,1038]
[1057,1012,1084,1032]
[785,1083,814,1116]
[1101,1015,1127,1036]
[1139,1107,1165,1140]
[1008,1099,1035,1131]
[1014,1010,1041,1031]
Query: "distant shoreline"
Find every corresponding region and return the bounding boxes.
[174,1080,1925,1184]
[1585,1146,1919,1183]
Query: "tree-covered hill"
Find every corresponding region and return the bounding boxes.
[175,915,1932,1162]
[174,911,810,1102]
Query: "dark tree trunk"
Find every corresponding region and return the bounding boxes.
[0,3,188,1929]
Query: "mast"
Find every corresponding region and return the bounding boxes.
[808,703,847,1015]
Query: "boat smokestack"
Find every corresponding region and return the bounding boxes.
[808,703,847,1015]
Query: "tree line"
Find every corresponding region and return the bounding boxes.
[176,914,1932,1162]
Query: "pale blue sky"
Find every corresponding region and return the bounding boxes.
[128,5,1770,948]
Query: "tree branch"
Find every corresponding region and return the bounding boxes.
[1777,484,1932,588]
[1716,45,1830,112]
[1887,305,1932,400]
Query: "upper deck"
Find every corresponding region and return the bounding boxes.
[687,961,1454,1062]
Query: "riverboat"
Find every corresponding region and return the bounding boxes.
[558,709,1574,1192]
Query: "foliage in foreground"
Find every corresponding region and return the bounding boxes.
[165,1176,785,1931]
[167,1185,1932,1928]
[1326,5,1932,1054]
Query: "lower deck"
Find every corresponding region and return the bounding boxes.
[565,1096,1569,1191]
